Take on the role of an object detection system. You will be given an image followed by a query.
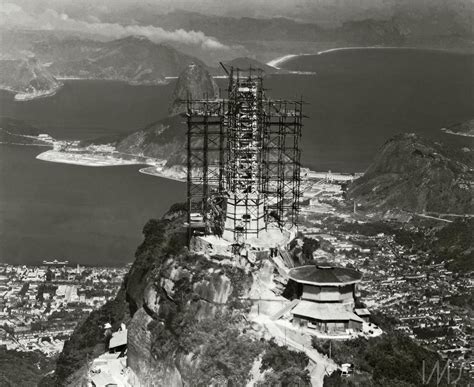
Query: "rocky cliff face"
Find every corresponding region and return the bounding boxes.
[347,133,473,214]
[122,214,256,385]
[126,253,247,385]
[0,58,62,100]
[50,206,310,386]
[168,62,219,115]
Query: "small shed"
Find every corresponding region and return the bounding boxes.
[354,308,371,322]
[90,371,118,387]
[108,329,127,353]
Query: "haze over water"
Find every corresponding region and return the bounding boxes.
[0,48,472,265]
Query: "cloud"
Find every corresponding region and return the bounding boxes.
[0,3,229,51]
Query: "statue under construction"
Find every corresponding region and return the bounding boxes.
[186,66,303,250]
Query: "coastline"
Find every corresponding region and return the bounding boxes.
[0,84,62,102]
[35,149,360,186]
[267,54,308,69]
[1,77,172,102]
[14,86,62,102]
[0,141,51,147]
[139,166,186,182]
[266,48,407,69]
[36,149,187,182]
[267,54,316,75]
[56,76,169,86]
[266,48,401,69]
[267,46,460,70]
[440,128,474,138]
[316,46,408,55]
[315,46,469,56]
[36,149,148,167]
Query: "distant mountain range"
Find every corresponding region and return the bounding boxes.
[107,7,473,51]
[0,32,206,88]
[127,7,473,63]
[0,1,472,98]
[1,1,472,96]
[347,133,473,214]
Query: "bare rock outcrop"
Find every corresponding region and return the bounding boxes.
[50,208,311,386]
[168,62,219,116]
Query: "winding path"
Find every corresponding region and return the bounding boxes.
[258,315,338,387]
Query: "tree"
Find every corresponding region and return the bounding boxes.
[302,237,320,261]
[45,269,54,282]
[261,340,310,386]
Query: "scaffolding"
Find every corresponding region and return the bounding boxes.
[186,66,302,243]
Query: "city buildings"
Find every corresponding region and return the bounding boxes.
[0,263,127,356]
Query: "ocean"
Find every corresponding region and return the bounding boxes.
[0,145,185,266]
[274,48,473,171]
[0,48,472,265]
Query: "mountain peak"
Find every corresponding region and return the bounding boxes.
[347,133,472,214]
[169,62,219,115]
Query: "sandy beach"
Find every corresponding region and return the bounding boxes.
[317,46,394,55]
[36,149,146,167]
[267,47,417,70]
[267,54,301,68]
[36,149,187,182]
[139,166,186,182]
[440,128,474,138]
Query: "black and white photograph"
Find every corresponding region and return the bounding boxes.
[0,0,472,386]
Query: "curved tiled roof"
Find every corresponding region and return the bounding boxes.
[288,264,362,286]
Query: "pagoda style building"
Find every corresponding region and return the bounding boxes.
[288,263,366,334]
